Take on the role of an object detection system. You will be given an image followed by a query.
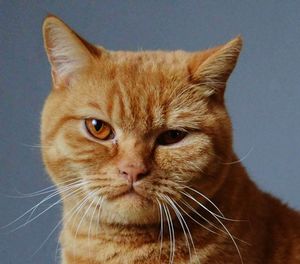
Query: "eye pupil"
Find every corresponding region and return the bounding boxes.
[157,130,187,146]
[92,119,102,131]
[169,131,180,138]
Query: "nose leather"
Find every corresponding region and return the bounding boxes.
[118,161,148,183]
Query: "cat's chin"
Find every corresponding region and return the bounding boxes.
[100,192,159,225]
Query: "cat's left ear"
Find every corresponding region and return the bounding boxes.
[42,15,101,88]
[188,36,243,100]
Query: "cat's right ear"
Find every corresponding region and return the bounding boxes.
[42,15,101,88]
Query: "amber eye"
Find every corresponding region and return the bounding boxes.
[157,130,187,146]
[85,119,114,140]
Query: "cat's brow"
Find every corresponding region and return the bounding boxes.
[88,102,102,111]
[86,102,106,115]
[75,102,106,118]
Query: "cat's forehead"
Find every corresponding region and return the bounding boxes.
[110,50,191,67]
[104,50,193,85]
[74,50,208,134]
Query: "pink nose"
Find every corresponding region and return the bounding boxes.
[119,162,149,183]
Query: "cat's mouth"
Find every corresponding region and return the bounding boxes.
[120,187,143,198]
[122,189,142,198]
[109,184,151,202]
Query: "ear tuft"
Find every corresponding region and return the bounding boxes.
[189,36,243,99]
[42,15,99,87]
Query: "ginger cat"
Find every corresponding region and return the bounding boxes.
[41,15,300,264]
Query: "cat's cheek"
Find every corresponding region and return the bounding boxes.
[154,135,213,177]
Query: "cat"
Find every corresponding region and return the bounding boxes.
[41,15,300,264]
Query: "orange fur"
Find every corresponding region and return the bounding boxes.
[41,16,300,264]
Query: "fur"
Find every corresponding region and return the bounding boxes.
[41,15,300,264]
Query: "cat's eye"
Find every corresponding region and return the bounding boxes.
[156,130,187,146]
[85,119,114,140]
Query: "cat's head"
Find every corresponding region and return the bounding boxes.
[41,16,242,225]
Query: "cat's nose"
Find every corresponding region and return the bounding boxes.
[118,162,149,183]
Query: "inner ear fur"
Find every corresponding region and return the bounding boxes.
[42,15,102,87]
[188,36,243,100]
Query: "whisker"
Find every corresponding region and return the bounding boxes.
[70,193,91,231]
[160,196,176,264]
[155,198,164,261]
[180,192,244,263]
[180,199,223,236]
[54,190,98,263]
[24,182,85,225]
[7,184,84,233]
[73,191,97,257]
[88,196,100,260]
[162,194,195,263]
[71,194,94,259]
[1,181,84,230]
[220,146,254,165]
[165,202,176,264]
[209,210,244,264]
[23,179,78,196]
[31,188,86,257]
[2,178,81,199]
[180,195,250,245]
[181,190,243,222]
[20,143,53,149]
[161,202,173,264]
[181,190,223,219]
[182,186,224,217]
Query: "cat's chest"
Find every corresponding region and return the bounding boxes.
[60,226,215,264]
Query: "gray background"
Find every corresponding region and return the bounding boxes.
[0,1,299,263]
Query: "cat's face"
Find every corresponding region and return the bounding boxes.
[41,16,241,225]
